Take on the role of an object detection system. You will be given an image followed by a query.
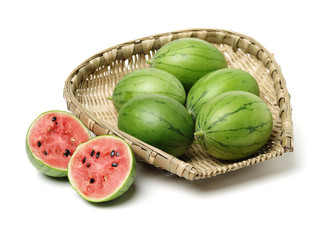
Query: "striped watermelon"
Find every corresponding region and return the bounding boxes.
[186,68,260,120]
[194,91,273,160]
[26,110,91,177]
[148,38,228,91]
[109,68,186,111]
[118,94,194,157]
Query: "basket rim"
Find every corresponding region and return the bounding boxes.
[63,28,293,180]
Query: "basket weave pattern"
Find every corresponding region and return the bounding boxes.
[63,29,293,180]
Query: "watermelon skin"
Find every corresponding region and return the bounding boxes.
[195,91,273,160]
[25,110,91,177]
[68,135,136,202]
[149,38,228,91]
[110,68,186,111]
[118,94,194,157]
[186,68,260,120]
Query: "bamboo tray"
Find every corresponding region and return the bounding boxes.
[63,28,293,180]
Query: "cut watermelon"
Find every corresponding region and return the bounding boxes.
[68,135,136,202]
[26,110,91,177]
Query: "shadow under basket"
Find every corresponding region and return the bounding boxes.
[63,28,293,180]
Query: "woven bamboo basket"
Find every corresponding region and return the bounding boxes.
[63,28,293,180]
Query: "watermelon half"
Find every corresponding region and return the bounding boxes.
[68,135,136,202]
[26,110,91,177]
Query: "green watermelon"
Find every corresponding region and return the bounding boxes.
[148,38,228,91]
[195,91,273,160]
[109,68,186,111]
[118,94,194,157]
[26,110,91,177]
[186,68,260,120]
[68,135,136,202]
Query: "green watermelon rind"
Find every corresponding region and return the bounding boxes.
[118,94,194,157]
[149,38,228,90]
[195,91,273,161]
[25,110,91,177]
[186,68,260,120]
[67,135,136,203]
[110,68,186,110]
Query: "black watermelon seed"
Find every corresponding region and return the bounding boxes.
[37,141,41,147]
[86,163,90,167]
[44,151,48,155]
[112,162,118,167]
[90,178,95,183]
[96,152,100,158]
[64,153,68,157]
[52,117,57,122]
[116,151,119,156]
[110,150,115,157]
[82,158,86,164]
[91,150,95,156]
[65,149,71,155]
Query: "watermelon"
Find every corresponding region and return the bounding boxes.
[194,91,273,160]
[186,68,260,120]
[118,94,194,157]
[148,38,228,91]
[26,110,91,177]
[68,135,136,202]
[109,68,186,111]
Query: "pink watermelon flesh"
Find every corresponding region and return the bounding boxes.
[28,112,91,170]
[68,136,134,201]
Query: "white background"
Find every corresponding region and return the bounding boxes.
[1,0,329,239]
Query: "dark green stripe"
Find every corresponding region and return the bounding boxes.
[206,100,259,130]
[119,112,155,125]
[138,109,191,139]
[206,121,271,135]
[206,134,268,148]
[188,90,208,111]
[154,61,220,74]
[155,44,222,58]
[156,51,225,62]
[113,91,182,99]
[119,75,181,91]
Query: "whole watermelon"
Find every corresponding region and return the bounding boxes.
[195,91,273,160]
[148,38,228,91]
[186,68,260,120]
[110,68,186,111]
[118,94,194,157]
